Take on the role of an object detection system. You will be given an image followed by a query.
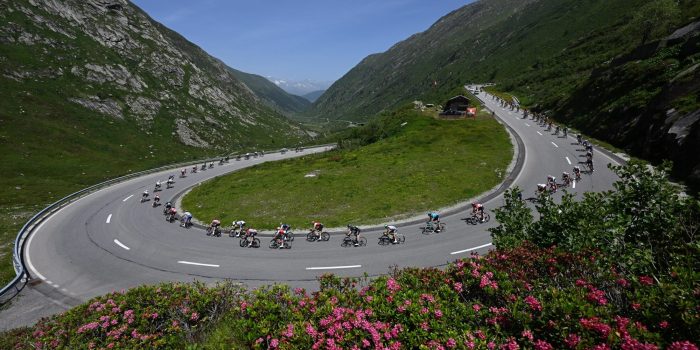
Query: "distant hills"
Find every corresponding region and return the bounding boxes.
[229,69,311,115]
[302,90,326,103]
[266,77,333,97]
[303,0,700,189]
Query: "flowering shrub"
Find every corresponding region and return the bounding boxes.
[4,281,244,349]
[207,243,697,349]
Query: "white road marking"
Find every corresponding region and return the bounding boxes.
[114,239,130,250]
[305,265,362,270]
[537,131,543,136]
[451,243,493,255]
[525,123,531,127]
[573,180,576,189]
[566,157,571,165]
[106,214,112,224]
[25,218,50,281]
[178,260,219,268]
[551,142,559,148]
[61,288,68,293]
[122,195,133,202]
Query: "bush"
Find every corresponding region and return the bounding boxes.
[6,281,244,349]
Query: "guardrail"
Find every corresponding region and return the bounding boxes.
[0,143,337,305]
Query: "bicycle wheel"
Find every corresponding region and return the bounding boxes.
[320,232,330,241]
[251,238,260,248]
[398,234,406,244]
[421,227,432,235]
[466,216,477,225]
[378,237,389,246]
[286,231,294,242]
[283,241,292,249]
[268,240,277,249]
[483,213,491,222]
[358,237,367,246]
[306,232,316,242]
[239,238,248,247]
[341,238,351,247]
[439,223,446,232]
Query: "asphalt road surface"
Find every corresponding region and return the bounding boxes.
[9,90,623,326]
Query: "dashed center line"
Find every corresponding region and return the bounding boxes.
[573,180,576,189]
[178,260,219,268]
[106,214,112,224]
[537,131,543,136]
[305,265,362,270]
[114,239,130,250]
[122,194,133,202]
[566,157,571,165]
[450,243,493,255]
[551,141,559,148]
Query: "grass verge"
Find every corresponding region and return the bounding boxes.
[182,107,512,229]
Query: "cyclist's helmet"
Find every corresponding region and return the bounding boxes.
[347,224,352,228]
[384,224,388,229]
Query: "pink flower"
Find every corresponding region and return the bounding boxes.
[190,312,199,321]
[420,307,429,314]
[565,333,580,348]
[521,330,534,341]
[473,304,482,312]
[420,322,430,331]
[387,278,401,293]
[454,282,463,292]
[631,302,641,310]
[616,278,630,287]
[580,317,611,338]
[659,321,669,329]
[667,341,699,350]
[501,338,520,350]
[434,309,443,318]
[524,296,542,312]
[447,338,457,348]
[365,296,373,303]
[283,324,294,337]
[270,338,279,348]
[533,340,554,350]
[638,276,654,285]
[587,289,608,306]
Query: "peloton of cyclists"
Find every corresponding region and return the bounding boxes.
[384,224,399,244]
[471,202,485,222]
[346,224,361,246]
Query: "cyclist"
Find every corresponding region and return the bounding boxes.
[427,212,441,232]
[586,143,593,153]
[181,211,193,227]
[471,202,485,222]
[154,181,161,191]
[181,168,186,177]
[167,206,177,222]
[310,221,324,240]
[346,224,361,246]
[547,175,558,193]
[166,177,174,188]
[273,227,286,248]
[192,165,197,173]
[384,224,399,244]
[537,183,547,194]
[279,223,291,232]
[163,201,172,213]
[208,219,221,236]
[573,166,582,181]
[141,189,149,202]
[563,127,568,137]
[586,151,593,161]
[562,172,571,186]
[232,220,246,237]
[209,162,214,168]
[152,194,160,207]
[245,227,258,238]
[577,134,582,145]
[586,158,594,172]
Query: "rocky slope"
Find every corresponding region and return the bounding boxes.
[0,0,306,151]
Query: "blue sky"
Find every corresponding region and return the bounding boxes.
[131,0,472,82]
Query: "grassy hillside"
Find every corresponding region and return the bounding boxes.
[303,0,700,189]
[182,105,511,229]
[0,0,309,285]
